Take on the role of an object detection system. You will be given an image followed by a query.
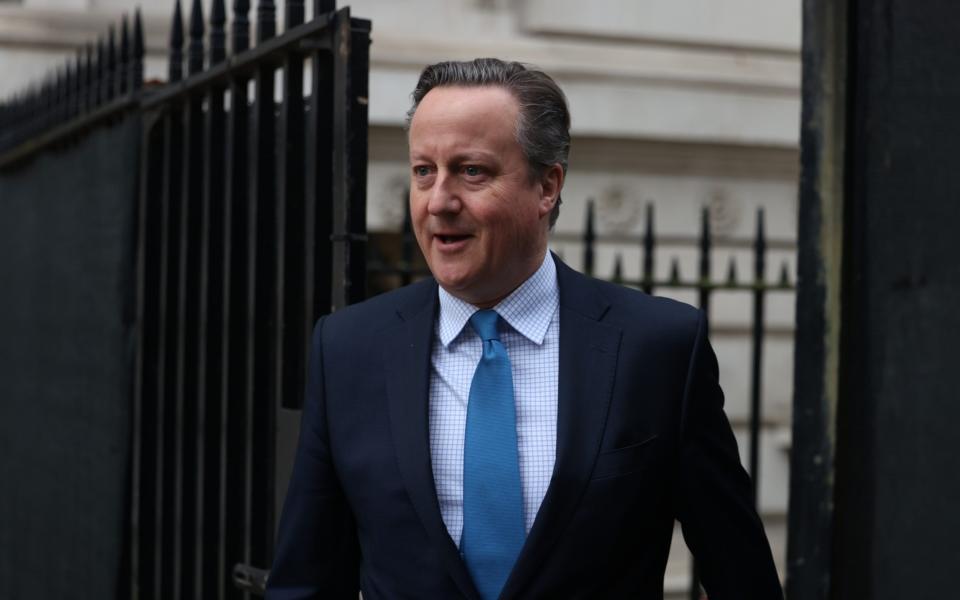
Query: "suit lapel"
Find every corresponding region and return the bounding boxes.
[500,259,623,600]
[382,281,481,600]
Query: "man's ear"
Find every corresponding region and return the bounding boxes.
[538,163,564,219]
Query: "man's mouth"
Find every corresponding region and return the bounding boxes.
[436,234,471,244]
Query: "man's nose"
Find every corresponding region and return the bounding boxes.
[426,172,461,216]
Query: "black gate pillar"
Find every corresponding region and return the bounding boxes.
[789,0,960,598]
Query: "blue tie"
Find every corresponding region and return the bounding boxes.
[461,309,525,600]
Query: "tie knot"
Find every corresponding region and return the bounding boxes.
[469,309,501,342]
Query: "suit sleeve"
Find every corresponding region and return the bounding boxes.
[674,311,783,599]
[266,317,360,599]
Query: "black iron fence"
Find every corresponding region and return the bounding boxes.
[1,1,369,599]
[369,197,795,598]
[134,2,369,598]
[0,13,145,161]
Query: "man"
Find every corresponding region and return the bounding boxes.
[267,58,783,599]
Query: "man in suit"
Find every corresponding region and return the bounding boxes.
[266,58,783,599]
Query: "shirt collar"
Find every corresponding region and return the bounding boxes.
[437,252,559,347]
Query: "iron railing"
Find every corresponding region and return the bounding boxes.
[2,1,369,598]
[133,2,369,598]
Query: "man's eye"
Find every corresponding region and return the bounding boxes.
[463,166,482,177]
[413,166,431,177]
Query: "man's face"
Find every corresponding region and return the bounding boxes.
[408,85,560,307]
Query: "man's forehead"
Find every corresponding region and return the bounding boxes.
[412,85,519,123]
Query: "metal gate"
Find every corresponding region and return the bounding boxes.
[0,1,369,598]
[133,2,369,598]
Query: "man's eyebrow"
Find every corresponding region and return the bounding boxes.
[408,151,499,164]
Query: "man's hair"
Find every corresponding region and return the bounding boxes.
[406,58,571,228]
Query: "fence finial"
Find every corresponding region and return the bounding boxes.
[133,9,145,90]
[170,0,185,82]
[96,35,106,105]
[120,15,130,95]
[642,202,655,294]
[232,0,251,54]
[210,0,227,64]
[583,198,595,276]
[727,256,738,286]
[256,0,276,43]
[287,0,305,29]
[84,43,94,110]
[107,25,117,100]
[754,207,766,283]
[188,0,206,75]
[699,206,711,284]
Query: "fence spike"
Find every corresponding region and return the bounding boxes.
[287,0,305,29]
[779,260,791,288]
[64,59,75,120]
[73,49,83,116]
[754,207,766,283]
[726,255,738,286]
[188,0,206,75]
[53,66,65,125]
[170,0,185,82]
[210,0,227,65]
[669,257,681,285]
[256,0,276,43]
[96,36,106,106]
[583,198,595,276]
[642,202,655,294]
[107,25,117,100]
[85,43,95,110]
[119,15,130,95]
[132,9,145,90]
[232,0,251,54]
[699,206,711,284]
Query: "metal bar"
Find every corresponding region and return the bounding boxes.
[278,38,306,410]
[225,4,252,597]
[134,113,167,600]
[160,106,185,600]
[178,2,207,596]
[132,10,145,91]
[748,209,767,502]
[249,0,279,569]
[346,17,370,304]
[107,25,117,101]
[583,199,595,277]
[641,203,654,295]
[329,7,353,310]
[170,0,185,84]
[203,4,228,596]
[301,19,335,407]
[120,17,130,96]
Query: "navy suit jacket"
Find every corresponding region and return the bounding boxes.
[266,257,783,599]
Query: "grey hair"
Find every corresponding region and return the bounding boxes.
[406,58,570,228]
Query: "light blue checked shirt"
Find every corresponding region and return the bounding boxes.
[429,252,560,546]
